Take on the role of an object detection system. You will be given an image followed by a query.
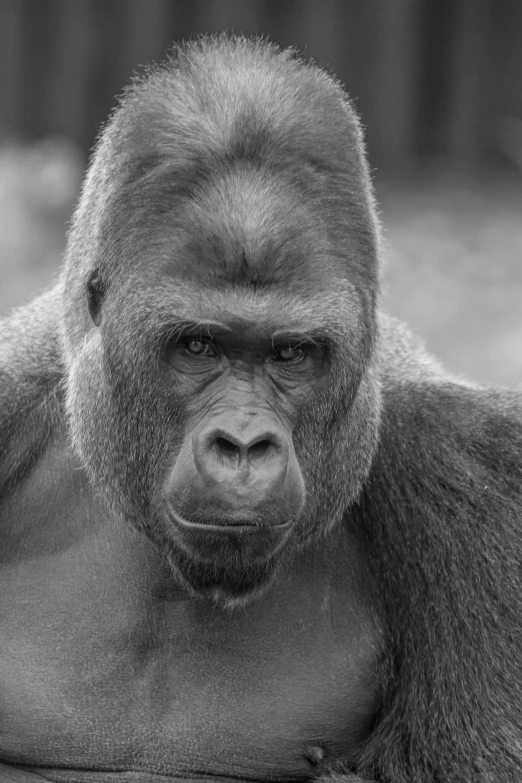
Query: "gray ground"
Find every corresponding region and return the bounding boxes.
[1,141,521,386]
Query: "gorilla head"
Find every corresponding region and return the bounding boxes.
[59,37,381,605]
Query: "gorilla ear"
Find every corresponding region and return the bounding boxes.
[86,269,105,327]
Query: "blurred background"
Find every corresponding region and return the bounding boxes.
[0,0,521,384]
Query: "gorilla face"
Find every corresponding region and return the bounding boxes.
[156,286,348,603]
[60,39,381,605]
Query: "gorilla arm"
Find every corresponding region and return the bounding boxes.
[311,339,522,781]
[335,319,522,782]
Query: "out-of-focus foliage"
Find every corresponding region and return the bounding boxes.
[0,139,82,307]
[380,172,522,386]
[1,142,521,387]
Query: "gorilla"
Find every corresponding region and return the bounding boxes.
[0,35,521,783]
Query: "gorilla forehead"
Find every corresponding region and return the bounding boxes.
[124,164,335,288]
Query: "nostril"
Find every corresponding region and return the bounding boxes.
[248,438,275,460]
[214,437,240,457]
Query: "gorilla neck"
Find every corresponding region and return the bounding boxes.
[0,426,383,779]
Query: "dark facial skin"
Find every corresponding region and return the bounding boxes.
[161,316,331,600]
[163,321,316,526]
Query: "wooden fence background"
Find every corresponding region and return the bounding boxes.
[0,0,521,169]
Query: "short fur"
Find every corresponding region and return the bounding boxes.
[0,35,521,783]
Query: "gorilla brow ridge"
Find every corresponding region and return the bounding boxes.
[162,316,334,349]
[151,279,362,332]
[163,320,232,342]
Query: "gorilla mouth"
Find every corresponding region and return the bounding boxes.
[174,512,294,532]
[164,501,294,533]
[164,503,295,560]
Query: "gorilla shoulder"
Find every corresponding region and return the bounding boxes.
[0,288,64,497]
[376,313,522,508]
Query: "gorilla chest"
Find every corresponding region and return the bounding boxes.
[0,534,381,781]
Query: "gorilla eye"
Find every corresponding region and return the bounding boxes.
[273,345,305,363]
[184,338,217,358]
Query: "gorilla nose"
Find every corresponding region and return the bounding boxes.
[213,432,279,463]
[167,411,305,528]
[194,415,289,488]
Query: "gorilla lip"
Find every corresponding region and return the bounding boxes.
[168,506,294,533]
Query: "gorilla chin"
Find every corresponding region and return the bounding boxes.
[163,504,296,605]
